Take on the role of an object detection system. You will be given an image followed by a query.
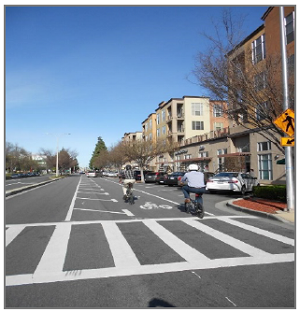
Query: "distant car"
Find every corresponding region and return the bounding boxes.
[144,172,158,183]
[144,172,167,183]
[106,171,118,177]
[206,172,260,195]
[165,172,186,186]
[155,172,168,184]
[177,171,214,186]
[11,173,20,178]
[86,171,97,178]
[134,170,154,181]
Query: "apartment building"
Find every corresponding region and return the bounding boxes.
[223,6,295,184]
[143,96,228,172]
[142,113,157,142]
[122,131,143,143]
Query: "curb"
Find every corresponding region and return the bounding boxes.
[226,199,287,223]
[5,178,60,197]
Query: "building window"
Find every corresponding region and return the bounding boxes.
[285,12,294,45]
[157,128,160,137]
[256,101,269,121]
[217,149,227,171]
[149,119,152,129]
[192,103,203,116]
[214,122,223,130]
[254,71,267,91]
[213,104,223,117]
[258,154,273,180]
[184,154,191,160]
[156,113,160,125]
[162,125,166,135]
[161,110,166,122]
[149,133,152,140]
[252,34,266,64]
[199,151,208,157]
[192,121,204,130]
[258,141,271,151]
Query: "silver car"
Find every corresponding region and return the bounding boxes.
[206,172,259,195]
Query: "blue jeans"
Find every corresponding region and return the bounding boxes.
[182,186,206,205]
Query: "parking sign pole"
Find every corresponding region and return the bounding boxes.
[279,7,295,211]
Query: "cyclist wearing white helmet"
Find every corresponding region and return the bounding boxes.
[120,165,136,199]
[180,164,206,204]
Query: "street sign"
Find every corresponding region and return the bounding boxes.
[274,108,295,137]
[281,137,295,147]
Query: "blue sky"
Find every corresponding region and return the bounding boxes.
[5,5,269,168]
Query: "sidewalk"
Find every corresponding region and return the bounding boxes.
[227,197,295,224]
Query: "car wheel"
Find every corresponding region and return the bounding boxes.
[241,185,246,196]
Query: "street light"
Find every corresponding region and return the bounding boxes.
[56,133,71,177]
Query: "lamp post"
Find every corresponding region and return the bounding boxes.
[55,133,71,177]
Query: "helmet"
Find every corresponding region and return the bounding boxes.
[125,165,132,170]
[188,164,199,171]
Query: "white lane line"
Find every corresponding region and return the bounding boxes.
[34,223,72,277]
[6,225,26,246]
[5,216,258,228]
[225,297,237,307]
[6,253,294,286]
[74,208,127,215]
[101,222,141,268]
[183,219,271,257]
[143,219,209,263]
[77,195,109,200]
[65,175,82,221]
[219,217,294,246]
[122,209,135,216]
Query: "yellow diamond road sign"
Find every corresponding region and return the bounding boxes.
[274,108,295,137]
[281,137,295,147]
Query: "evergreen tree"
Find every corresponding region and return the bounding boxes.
[89,136,107,169]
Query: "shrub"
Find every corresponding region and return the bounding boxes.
[253,185,286,202]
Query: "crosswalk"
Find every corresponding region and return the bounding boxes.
[6,216,294,286]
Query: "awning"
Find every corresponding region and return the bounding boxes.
[276,158,285,165]
[174,157,212,163]
[217,152,251,158]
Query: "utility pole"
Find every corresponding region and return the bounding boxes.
[279,6,295,211]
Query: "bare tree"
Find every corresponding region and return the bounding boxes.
[192,8,293,153]
[122,139,167,182]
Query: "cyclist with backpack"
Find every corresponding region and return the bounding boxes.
[180,164,206,205]
[120,165,136,200]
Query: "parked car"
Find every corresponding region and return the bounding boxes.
[177,171,214,186]
[206,172,259,195]
[144,172,158,183]
[165,172,186,186]
[144,172,168,184]
[134,170,154,181]
[155,172,168,184]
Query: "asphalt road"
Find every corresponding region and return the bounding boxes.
[5,174,295,308]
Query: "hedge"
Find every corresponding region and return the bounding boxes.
[253,185,286,202]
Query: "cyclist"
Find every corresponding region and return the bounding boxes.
[180,164,206,205]
[120,165,136,200]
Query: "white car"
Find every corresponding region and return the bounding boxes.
[206,172,259,195]
[86,171,97,178]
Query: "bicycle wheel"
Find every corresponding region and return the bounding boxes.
[196,202,204,219]
[129,193,135,205]
[185,202,192,213]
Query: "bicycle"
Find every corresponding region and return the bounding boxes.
[124,182,135,205]
[184,193,204,219]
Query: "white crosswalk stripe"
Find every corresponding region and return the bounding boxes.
[6,216,294,286]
